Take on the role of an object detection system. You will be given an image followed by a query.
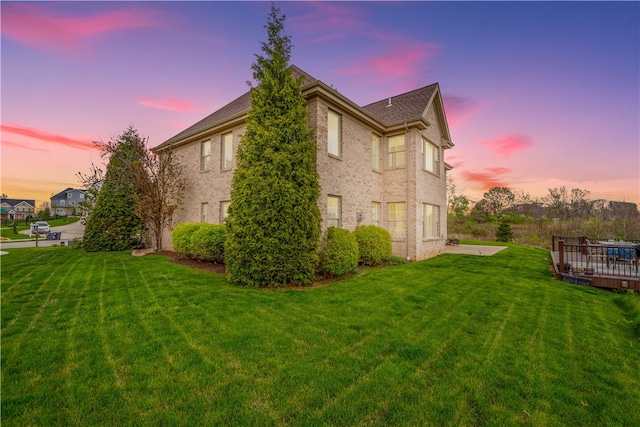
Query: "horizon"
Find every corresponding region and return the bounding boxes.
[2,1,638,208]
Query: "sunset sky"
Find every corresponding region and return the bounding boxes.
[2,1,639,208]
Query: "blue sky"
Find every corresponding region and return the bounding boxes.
[2,1,638,206]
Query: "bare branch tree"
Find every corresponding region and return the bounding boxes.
[132,147,185,251]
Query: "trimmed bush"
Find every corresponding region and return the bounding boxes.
[353,225,392,266]
[190,224,225,263]
[172,222,203,256]
[318,228,359,277]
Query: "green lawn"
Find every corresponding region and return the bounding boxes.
[0,217,80,240]
[2,244,639,426]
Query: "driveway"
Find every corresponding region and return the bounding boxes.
[2,221,85,250]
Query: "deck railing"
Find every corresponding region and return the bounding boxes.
[554,236,640,279]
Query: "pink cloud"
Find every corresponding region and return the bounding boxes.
[340,42,438,88]
[461,167,512,191]
[1,3,161,53]
[2,140,50,153]
[443,95,483,127]
[289,3,365,44]
[139,98,202,113]
[1,124,96,151]
[479,133,533,158]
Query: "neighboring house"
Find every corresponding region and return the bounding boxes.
[50,188,85,216]
[0,198,35,222]
[156,65,454,260]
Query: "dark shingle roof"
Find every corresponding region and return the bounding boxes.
[156,65,318,149]
[156,65,440,149]
[0,198,35,207]
[361,84,437,126]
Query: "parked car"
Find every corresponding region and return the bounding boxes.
[33,221,50,234]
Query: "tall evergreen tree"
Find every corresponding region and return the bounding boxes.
[225,6,321,287]
[83,127,144,251]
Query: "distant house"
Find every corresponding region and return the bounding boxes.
[50,188,85,216]
[156,65,454,260]
[0,198,35,223]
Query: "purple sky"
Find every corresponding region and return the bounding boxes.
[2,1,639,207]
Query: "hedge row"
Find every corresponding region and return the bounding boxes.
[172,223,395,277]
[172,222,225,263]
[318,225,394,277]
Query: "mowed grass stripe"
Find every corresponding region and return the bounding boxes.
[1,245,639,426]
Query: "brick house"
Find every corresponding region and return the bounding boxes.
[156,66,453,260]
[50,188,85,216]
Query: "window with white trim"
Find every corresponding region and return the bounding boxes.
[222,132,233,170]
[372,134,381,170]
[422,203,440,238]
[388,134,405,168]
[220,201,230,223]
[201,203,209,223]
[422,138,440,174]
[371,202,381,226]
[327,196,341,228]
[328,110,342,157]
[388,202,406,238]
[201,140,211,171]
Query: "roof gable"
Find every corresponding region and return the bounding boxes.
[51,188,85,200]
[156,65,319,150]
[0,198,35,208]
[361,84,437,126]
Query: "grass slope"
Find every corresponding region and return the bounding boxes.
[1,244,639,426]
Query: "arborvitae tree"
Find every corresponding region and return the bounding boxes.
[495,221,514,242]
[225,6,321,287]
[83,127,144,251]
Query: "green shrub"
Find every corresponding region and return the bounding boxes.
[318,228,359,277]
[385,255,407,265]
[190,224,225,263]
[496,221,514,242]
[353,225,392,266]
[172,223,203,256]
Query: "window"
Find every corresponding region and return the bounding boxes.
[388,135,405,168]
[388,202,406,238]
[201,140,211,171]
[371,202,381,226]
[201,203,209,223]
[220,201,230,223]
[328,110,342,157]
[67,192,73,199]
[372,134,381,170]
[422,138,440,174]
[80,193,84,199]
[60,200,65,206]
[222,132,233,170]
[70,201,75,206]
[423,204,440,238]
[327,196,341,228]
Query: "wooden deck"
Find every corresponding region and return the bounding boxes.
[550,236,639,291]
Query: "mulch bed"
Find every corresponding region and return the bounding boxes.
[157,251,226,274]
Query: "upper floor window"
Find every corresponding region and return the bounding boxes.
[371,202,381,226]
[201,140,211,171]
[220,201,230,223]
[201,203,209,223]
[372,134,381,171]
[60,200,65,206]
[388,202,406,238]
[328,110,342,157]
[422,138,440,174]
[327,195,342,228]
[222,132,233,170]
[67,192,73,199]
[423,203,440,238]
[80,193,84,199]
[388,135,405,168]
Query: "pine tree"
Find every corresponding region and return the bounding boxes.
[83,127,144,251]
[225,6,321,287]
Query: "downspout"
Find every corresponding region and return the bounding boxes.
[405,122,411,260]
